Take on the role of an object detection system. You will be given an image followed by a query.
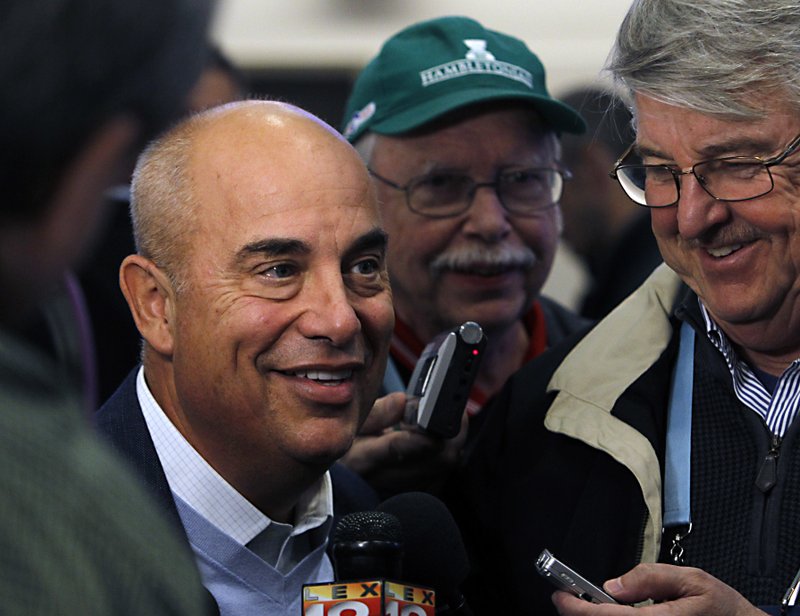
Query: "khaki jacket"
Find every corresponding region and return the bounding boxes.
[545,263,684,563]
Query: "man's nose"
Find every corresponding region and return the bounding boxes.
[462,183,512,241]
[675,173,731,239]
[297,275,361,346]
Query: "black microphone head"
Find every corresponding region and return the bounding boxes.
[331,510,403,582]
[377,492,471,614]
[332,510,402,543]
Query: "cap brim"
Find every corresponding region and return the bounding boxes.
[370,88,586,136]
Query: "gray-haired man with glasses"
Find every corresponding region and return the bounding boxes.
[453,1,800,615]
[337,16,589,499]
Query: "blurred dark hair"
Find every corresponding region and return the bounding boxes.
[559,87,634,165]
[0,0,214,222]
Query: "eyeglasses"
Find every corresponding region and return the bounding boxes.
[609,133,800,208]
[368,166,571,219]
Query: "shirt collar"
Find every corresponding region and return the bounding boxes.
[135,366,333,545]
[697,299,737,371]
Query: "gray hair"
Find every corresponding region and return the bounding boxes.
[353,132,378,166]
[130,117,203,294]
[607,0,800,119]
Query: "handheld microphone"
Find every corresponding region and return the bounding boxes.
[302,510,435,615]
[378,492,472,615]
[331,510,403,581]
[405,321,486,438]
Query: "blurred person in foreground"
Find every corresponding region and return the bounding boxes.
[96,100,393,614]
[559,86,662,319]
[339,15,589,498]
[456,1,800,614]
[0,0,215,613]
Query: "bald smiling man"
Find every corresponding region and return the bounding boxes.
[96,101,394,615]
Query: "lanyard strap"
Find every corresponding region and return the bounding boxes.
[664,321,695,529]
[662,322,800,593]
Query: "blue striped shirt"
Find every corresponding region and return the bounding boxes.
[699,300,800,437]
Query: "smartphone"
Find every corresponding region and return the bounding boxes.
[404,321,486,438]
[535,549,619,604]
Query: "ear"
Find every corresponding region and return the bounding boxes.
[120,254,176,356]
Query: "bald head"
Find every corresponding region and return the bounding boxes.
[191,100,357,171]
[131,100,374,289]
[121,100,393,496]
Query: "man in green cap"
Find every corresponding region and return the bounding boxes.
[339,16,589,497]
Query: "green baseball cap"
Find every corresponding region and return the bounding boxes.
[342,15,586,142]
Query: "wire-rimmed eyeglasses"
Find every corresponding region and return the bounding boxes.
[609,133,800,208]
[368,166,571,219]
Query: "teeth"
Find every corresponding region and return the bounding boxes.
[287,369,352,381]
[707,244,742,258]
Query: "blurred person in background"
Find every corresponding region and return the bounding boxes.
[559,86,662,319]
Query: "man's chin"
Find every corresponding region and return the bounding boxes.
[295,432,356,468]
[441,304,529,335]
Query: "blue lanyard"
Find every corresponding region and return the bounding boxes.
[664,321,695,529]
[663,322,800,612]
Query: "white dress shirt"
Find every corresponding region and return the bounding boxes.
[136,367,333,573]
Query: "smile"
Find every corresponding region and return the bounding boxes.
[280,368,354,383]
[706,243,743,258]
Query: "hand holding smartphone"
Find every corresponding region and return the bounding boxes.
[535,549,619,605]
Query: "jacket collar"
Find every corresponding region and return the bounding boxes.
[544,263,684,563]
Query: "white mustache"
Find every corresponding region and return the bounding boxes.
[430,245,537,275]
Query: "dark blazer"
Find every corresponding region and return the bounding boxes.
[94,368,381,542]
